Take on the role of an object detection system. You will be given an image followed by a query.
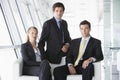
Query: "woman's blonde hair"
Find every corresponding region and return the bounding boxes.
[26,26,38,42]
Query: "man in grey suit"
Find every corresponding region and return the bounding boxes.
[54,20,104,80]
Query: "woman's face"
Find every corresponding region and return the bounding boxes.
[28,28,38,42]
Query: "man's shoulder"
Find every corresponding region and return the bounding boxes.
[45,17,67,23]
[72,38,80,41]
[42,18,55,27]
[90,37,101,43]
[44,18,54,23]
[62,19,67,22]
[71,38,81,43]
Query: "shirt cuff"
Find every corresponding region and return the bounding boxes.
[68,63,73,67]
[65,43,70,46]
[91,57,96,62]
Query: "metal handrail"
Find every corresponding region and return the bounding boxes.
[0,45,21,49]
[104,46,120,50]
[109,47,120,50]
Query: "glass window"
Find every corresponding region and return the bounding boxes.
[16,0,34,29]
[9,0,26,43]
[0,2,20,80]
[0,4,12,46]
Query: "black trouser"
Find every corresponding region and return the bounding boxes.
[39,59,52,80]
[53,63,94,80]
[23,60,52,80]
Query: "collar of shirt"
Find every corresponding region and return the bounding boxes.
[33,42,40,55]
[82,35,91,41]
[81,35,91,47]
[54,17,62,28]
[54,16,61,21]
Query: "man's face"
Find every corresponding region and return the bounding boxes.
[53,7,64,19]
[80,24,90,37]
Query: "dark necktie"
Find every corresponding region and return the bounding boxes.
[59,21,64,42]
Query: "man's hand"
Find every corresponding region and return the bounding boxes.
[68,65,77,74]
[61,44,70,53]
[82,58,93,69]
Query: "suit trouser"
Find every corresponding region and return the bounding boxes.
[23,59,52,80]
[53,63,94,80]
[39,59,52,80]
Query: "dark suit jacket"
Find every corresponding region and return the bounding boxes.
[21,41,45,66]
[38,17,71,64]
[21,41,45,75]
[66,37,104,65]
[21,42,52,79]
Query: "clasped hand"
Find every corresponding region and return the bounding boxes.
[61,44,70,53]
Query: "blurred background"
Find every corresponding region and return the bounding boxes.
[0,0,120,80]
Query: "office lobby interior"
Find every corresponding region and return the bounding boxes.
[0,0,120,80]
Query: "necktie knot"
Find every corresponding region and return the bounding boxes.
[80,38,86,53]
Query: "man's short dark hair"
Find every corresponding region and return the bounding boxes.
[79,20,91,29]
[52,2,65,11]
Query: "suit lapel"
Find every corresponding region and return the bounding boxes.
[52,17,61,33]
[52,17,63,42]
[76,38,81,53]
[84,37,93,55]
[27,42,36,60]
[75,38,82,59]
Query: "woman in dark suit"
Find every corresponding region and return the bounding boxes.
[21,26,52,80]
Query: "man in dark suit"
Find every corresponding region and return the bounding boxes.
[54,20,104,80]
[38,2,71,64]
